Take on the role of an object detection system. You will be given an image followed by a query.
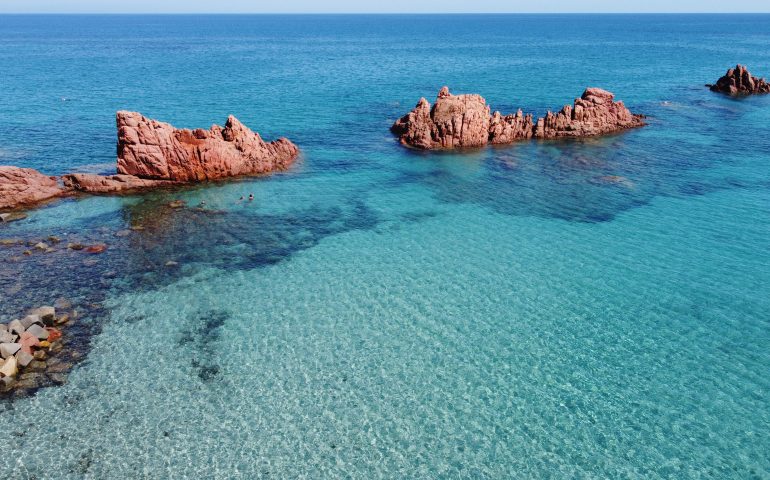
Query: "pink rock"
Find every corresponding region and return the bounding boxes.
[533,88,646,139]
[393,87,645,150]
[19,331,40,353]
[391,87,491,150]
[116,112,300,182]
[85,244,107,254]
[0,166,68,211]
[709,65,770,95]
[62,173,180,194]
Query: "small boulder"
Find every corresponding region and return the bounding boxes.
[21,314,43,329]
[45,328,62,342]
[0,331,15,344]
[0,343,21,359]
[0,355,18,377]
[28,306,56,326]
[25,324,49,341]
[85,244,107,254]
[15,350,34,368]
[19,332,40,352]
[0,212,28,223]
[9,319,25,336]
[33,242,49,251]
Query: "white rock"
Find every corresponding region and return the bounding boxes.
[25,324,49,340]
[21,314,43,329]
[15,350,34,368]
[0,331,17,344]
[0,355,18,377]
[0,323,6,332]
[9,319,25,335]
[0,343,21,359]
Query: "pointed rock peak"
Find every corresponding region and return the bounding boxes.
[438,86,451,98]
[582,88,614,102]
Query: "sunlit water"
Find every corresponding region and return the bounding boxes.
[0,14,769,478]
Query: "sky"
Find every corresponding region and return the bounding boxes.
[1,0,769,14]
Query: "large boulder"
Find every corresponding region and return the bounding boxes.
[116,112,300,182]
[391,87,491,149]
[0,166,67,211]
[709,65,770,95]
[534,88,646,139]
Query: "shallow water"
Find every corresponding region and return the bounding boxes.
[1,14,769,478]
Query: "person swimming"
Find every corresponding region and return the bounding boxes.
[248,194,254,201]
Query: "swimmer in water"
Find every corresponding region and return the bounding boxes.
[248,194,254,201]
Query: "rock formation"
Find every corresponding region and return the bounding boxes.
[116,112,299,182]
[0,167,67,211]
[392,87,645,150]
[708,65,770,95]
[533,88,645,138]
[62,173,179,194]
[1,113,299,210]
[391,87,491,149]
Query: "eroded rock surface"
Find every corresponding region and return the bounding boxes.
[117,112,300,182]
[709,65,770,95]
[392,87,645,150]
[533,88,646,139]
[62,173,179,194]
[0,167,67,211]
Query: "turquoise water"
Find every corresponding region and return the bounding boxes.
[1,14,769,478]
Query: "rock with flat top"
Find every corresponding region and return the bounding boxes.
[15,350,34,368]
[21,315,43,329]
[0,355,17,377]
[8,319,25,336]
[28,306,56,326]
[0,331,17,344]
[62,173,181,194]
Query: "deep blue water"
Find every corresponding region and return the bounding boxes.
[0,14,769,478]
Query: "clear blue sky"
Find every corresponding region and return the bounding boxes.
[1,0,769,14]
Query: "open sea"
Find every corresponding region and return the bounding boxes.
[0,14,769,479]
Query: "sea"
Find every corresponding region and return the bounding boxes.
[0,14,769,479]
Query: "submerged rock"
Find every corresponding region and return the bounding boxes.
[392,87,645,150]
[116,111,300,182]
[708,65,770,95]
[0,166,67,211]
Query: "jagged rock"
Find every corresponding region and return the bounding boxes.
[534,88,646,139]
[391,87,491,149]
[19,332,40,353]
[393,87,645,150]
[0,166,68,211]
[709,65,770,95]
[62,173,180,194]
[116,111,299,181]
[0,355,17,377]
[0,343,21,359]
[489,110,535,144]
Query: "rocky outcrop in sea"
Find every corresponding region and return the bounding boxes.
[392,87,646,150]
[0,114,300,210]
[708,65,770,95]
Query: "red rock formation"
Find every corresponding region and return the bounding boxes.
[391,87,491,149]
[709,65,770,95]
[489,110,535,144]
[62,173,179,194]
[116,112,299,182]
[0,166,67,211]
[533,88,646,139]
[393,87,645,150]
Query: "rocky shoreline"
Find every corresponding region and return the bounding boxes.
[0,112,299,212]
[392,87,646,150]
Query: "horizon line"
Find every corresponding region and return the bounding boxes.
[2,12,770,15]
